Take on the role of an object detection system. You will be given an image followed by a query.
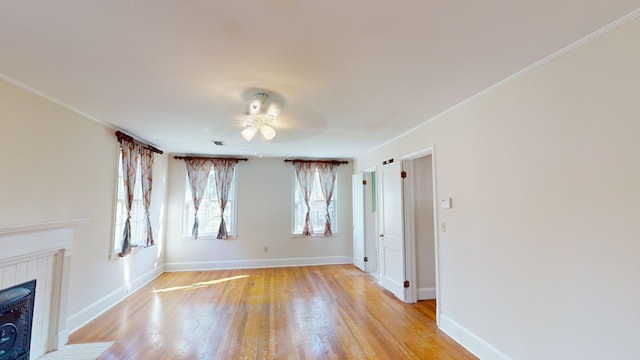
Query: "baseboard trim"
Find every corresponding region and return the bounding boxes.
[67,264,165,333]
[439,313,511,360]
[418,287,436,300]
[165,256,352,272]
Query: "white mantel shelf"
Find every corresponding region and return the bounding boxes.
[0,219,88,267]
[0,218,89,235]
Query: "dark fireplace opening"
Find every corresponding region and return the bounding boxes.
[0,280,36,360]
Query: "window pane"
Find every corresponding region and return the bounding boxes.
[113,152,147,252]
[293,169,338,234]
[183,167,235,236]
[114,156,125,252]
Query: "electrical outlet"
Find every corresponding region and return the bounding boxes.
[440,222,446,232]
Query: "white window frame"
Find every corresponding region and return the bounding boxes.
[182,167,238,238]
[112,150,147,255]
[291,167,339,236]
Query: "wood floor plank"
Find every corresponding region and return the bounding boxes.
[69,265,477,359]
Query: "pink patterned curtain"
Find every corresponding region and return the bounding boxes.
[295,162,316,236]
[118,139,140,256]
[185,159,214,239]
[139,147,155,247]
[317,163,338,235]
[213,159,238,239]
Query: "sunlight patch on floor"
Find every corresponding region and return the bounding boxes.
[151,274,251,293]
[194,274,251,286]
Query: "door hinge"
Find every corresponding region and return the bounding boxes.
[403,280,410,288]
[364,256,368,262]
[362,179,367,185]
[401,170,407,179]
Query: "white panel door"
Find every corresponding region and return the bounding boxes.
[378,161,406,301]
[352,173,366,271]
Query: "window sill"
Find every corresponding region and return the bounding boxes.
[291,233,341,238]
[109,244,148,260]
[181,235,238,241]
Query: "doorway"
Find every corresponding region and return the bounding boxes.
[403,153,436,303]
[375,147,439,313]
[352,170,378,273]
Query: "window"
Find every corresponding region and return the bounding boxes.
[183,167,237,237]
[113,152,146,253]
[293,168,338,234]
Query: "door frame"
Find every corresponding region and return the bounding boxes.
[401,145,441,325]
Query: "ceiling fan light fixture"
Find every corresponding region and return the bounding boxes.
[249,93,268,114]
[241,125,257,141]
[260,125,276,140]
[241,92,278,142]
[249,100,262,114]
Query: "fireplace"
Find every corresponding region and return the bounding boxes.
[0,280,36,360]
[0,220,82,359]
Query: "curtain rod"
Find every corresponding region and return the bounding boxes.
[284,159,349,165]
[173,155,249,161]
[115,131,163,154]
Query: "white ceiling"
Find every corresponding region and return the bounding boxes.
[1,1,638,158]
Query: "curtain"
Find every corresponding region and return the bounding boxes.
[294,162,316,236]
[185,159,214,239]
[317,163,338,235]
[118,139,140,256]
[213,159,238,239]
[139,147,155,247]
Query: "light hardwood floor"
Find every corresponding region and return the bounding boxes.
[70,265,477,359]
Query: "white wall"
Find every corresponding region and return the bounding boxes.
[355,18,640,360]
[165,157,353,269]
[0,78,168,332]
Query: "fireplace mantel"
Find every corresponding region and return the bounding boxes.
[0,219,87,267]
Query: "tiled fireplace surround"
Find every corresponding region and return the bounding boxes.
[0,220,81,359]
